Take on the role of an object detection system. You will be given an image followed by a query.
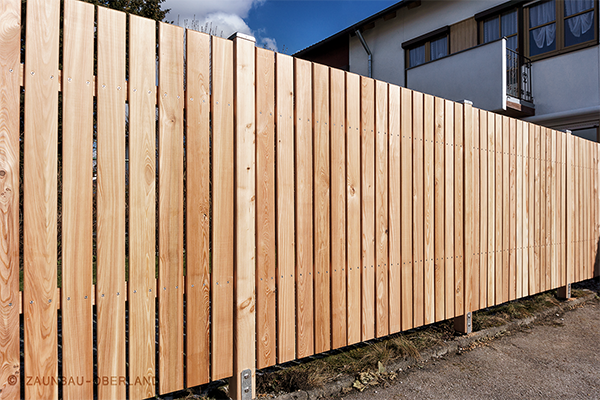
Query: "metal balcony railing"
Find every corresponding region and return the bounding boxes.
[506,48,533,103]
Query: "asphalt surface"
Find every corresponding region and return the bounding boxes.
[339,296,600,400]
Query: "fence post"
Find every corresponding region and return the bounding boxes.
[229,32,257,400]
[558,130,573,299]
[455,100,473,334]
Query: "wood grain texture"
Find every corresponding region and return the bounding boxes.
[534,125,541,294]
[361,76,375,340]
[231,35,256,399]
[545,128,552,289]
[423,95,435,324]
[275,53,296,361]
[0,0,20,397]
[412,91,425,328]
[375,81,389,336]
[454,103,464,317]
[528,124,536,295]
[463,102,473,315]
[61,2,94,398]
[550,130,557,289]
[330,68,347,348]
[401,88,414,329]
[294,58,314,358]
[470,108,480,312]
[444,100,455,319]
[96,7,126,400]
[479,112,488,309]
[494,114,502,304]
[211,36,234,379]
[185,29,210,388]
[502,117,510,302]
[516,120,523,299]
[346,73,361,344]
[523,123,530,297]
[256,47,276,369]
[388,84,401,332]
[486,112,495,306]
[509,119,517,300]
[566,133,573,287]
[313,63,330,354]
[434,97,446,319]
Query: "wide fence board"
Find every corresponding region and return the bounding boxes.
[516,120,523,299]
[0,0,20,397]
[471,108,480,312]
[463,101,473,316]
[346,73,362,344]
[479,111,488,309]
[330,68,347,348]
[96,7,127,400]
[275,53,296,362]
[486,111,495,306]
[454,103,464,317]
[313,63,331,354]
[412,91,425,328]
[295,58,314,358]
[443,99,454,320]
[211,36,234,379]
[523,123,530,297]
[509,119,517,300]
[61,2,94,399]
[494,114,503,305]
[502,116,510,302]
[401,88,414,329]
[424,94,435,324]
[256,47,276,369]
[361,77,375,340]
[434,97,446,320]
[185,29,210,387]
[375,81,389,337]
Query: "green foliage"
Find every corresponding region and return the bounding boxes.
[82,0,170,21]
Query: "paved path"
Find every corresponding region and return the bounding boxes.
[340,297,600,400]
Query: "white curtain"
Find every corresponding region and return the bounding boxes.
[430,37,447,60]
[565,0,594,37]
[484,18,500,43]
[409,45,425,67]
[501,10,518,36]
[530,0,556,49]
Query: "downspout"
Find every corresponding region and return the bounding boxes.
[355,29,372,78]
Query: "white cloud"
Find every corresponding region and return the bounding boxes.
[260,37,278,52]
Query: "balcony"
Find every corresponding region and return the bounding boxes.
[406,38,534,117]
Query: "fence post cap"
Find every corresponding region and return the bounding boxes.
[564,130,572,134]
[463,100,473,106]
[228,32,256,43]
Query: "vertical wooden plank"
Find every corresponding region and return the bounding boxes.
[61,2,94,399]
[412,91,425,328]
[444,100,454,319]
[276,53,296,362]
[545,128,552,289]
[96,7,126,400]
[294,58,314,358]
[522,123,530,297]
[185,29,209,388]
[471,109,480,312]
[479,112,488,309]
[551,130,557,288]
[502,116,510,302]
[486,112,495,306]
[509,119,517,300]
[566,133,573,290]
[388,85,401,333]
[211,36,234,379]
[534,125,541,294]
[361,76,375,340]
[231,35,257,399]
[560,133,566,287]
[554,130,561,288]
[529,124,536,295]
[423,94,435,324]
[434,97,446,319]
[330,68,347,348]
[463,101,473,317]
[454,103,464,317]
[516,120,523,299]
[346,73,361,344]
[0,0,20,396]
[313,63,330,354]
[494,114,503,304]
[375,81,389,336]
[256,47,275,368]
[401,88,414,328]
[574,138,579,284]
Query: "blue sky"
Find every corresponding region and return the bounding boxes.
[163,0,398,54]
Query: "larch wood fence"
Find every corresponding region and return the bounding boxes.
[0,0,599,399]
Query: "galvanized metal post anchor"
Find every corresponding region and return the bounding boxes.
[557,283,571,300]
[241,369,252,400]
[454,312,472,334]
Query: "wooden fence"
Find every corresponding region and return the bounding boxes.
[0,0,599,399]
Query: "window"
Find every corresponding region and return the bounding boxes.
[403,28,449,68]
[483,9,519,51]
[526,0,597,58]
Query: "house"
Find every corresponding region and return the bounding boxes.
[295,0,599,142]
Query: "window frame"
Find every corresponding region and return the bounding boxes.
[402,27,450,69]
[480,8,521,51]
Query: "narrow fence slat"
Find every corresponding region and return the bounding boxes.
[555,130,561,289]
[275,53,296,361]
[560,132,566,287]
[443,99,454,320]
[516,120,523,299]
[0,0,21,397]
[62,2,94,399]
[346,73,361,344]
[256,47,276,369]
[185,29,210,387]
[529,124,536,295]
[361,76,375,340]
[523,123,530,297]
[509,119,517,300]
[479,112,488,309]
[494,114,503,304]
[330,69,348,349]
[546,128,552,290]
[540,128,547,291]
[211,36,234,379]
[566,133,573,289]
[502,116,510,302]
[412,91,425,328]
[486,112,495,306]
[389,85,402,332]
[313,63,330,353]
[471,108,480,312]
[574,138,579,284]
[375,81,389,336]
[294,58,314,358]
[454,103,464,318]
[401,88,414,328]
[434,97,446,319]
[551,130,557,288]
[96,7,127,400]
[423,94,435,325]
[330,68,347,347]
[463,101,473,317]
[534,125,541,294]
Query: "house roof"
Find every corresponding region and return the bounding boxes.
[294,0,418,57]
